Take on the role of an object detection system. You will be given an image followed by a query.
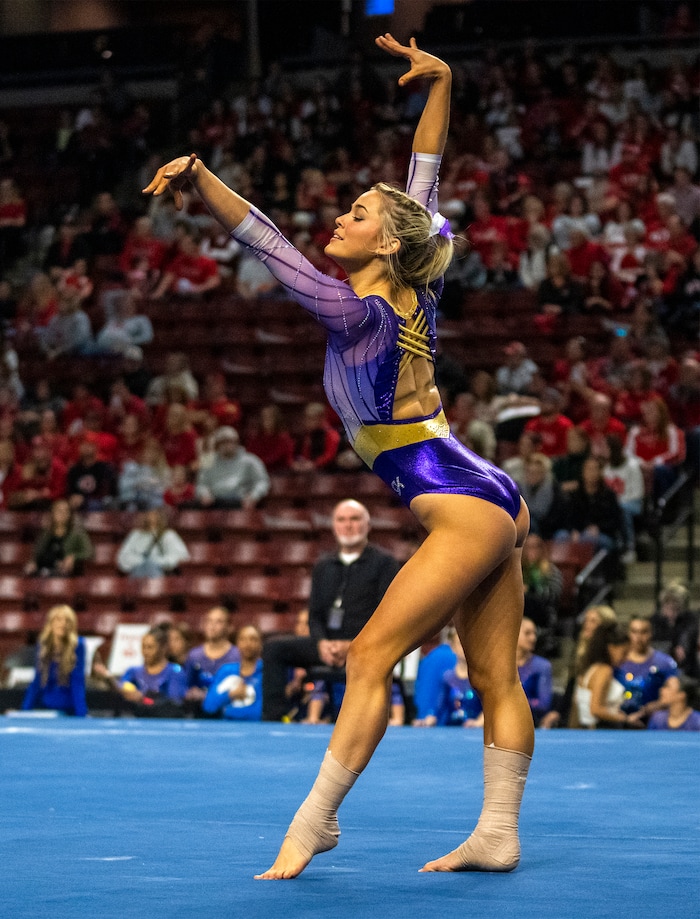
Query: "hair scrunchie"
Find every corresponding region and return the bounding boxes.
[428,212,455,240]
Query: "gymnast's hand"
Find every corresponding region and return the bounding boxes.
[142,153,200,211]
[374,33,451,86]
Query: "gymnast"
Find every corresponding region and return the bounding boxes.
[144,33,534,880]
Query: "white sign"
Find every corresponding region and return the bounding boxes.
[107,624,150,676]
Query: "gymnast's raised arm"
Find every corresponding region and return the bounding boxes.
[375,33,451,158]
[375,34,451,215]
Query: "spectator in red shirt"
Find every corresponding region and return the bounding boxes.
[159,403,198,472]
[114,412,147,471]
[467,191,509,270]
[580,392,628,457]
[291,401,340,473]
[245,403,294,471]
[36,409,72,467]
[444,152,490,205]
[663,215,698,263]
[552,335,591,424]
[625,396,686,498]
[645,192,678,250]
[608,143,651,201]
[191,372,242,432]
[6,436,67,510]
[163,464,196,508]
[0,177,27,274]
[566,227,610,283]
[61,383,106,438]
[118,215,166,292]
[615,362,660,427]
[105,378,150,433]
[151,227,221,299]
[150,383,192,440]
[524,388,574,459]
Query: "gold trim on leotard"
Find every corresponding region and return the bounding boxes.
[353,410,450,469]
[397,307,432,378]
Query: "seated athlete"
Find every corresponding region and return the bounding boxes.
[144,33,533,880]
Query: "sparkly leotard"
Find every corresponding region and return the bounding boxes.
[231,153,521,518]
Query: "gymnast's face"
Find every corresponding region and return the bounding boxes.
[325,191,387,266]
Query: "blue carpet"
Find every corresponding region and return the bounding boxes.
[0,718,697,919]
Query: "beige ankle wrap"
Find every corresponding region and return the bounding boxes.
[285,749,360,861]
[452,744,532,872]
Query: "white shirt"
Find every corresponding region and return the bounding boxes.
[117,528,190,574]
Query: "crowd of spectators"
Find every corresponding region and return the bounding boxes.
[0,13,699,724]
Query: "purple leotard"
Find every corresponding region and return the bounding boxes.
[231,153,520,518]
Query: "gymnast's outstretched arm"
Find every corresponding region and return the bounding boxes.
[143,154,368,336]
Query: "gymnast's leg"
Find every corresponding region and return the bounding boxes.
[421,502,535,872]
[255,494,520,879]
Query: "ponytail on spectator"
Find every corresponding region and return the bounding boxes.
[577,620,628,678]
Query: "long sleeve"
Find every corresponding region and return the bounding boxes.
[413,644,458,720]
[21,647,42,710]
[152,530,190,571]
[69,639,88,716]
[116,530,148,572]
[240,453,270,503]
[66,527,94,563]
[230,153,441,338]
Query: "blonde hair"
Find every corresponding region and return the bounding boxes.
[38,605,79,686]
[659,579,689,612]
[372,183,454,294]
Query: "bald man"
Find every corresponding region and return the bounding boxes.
[262,500,401,721]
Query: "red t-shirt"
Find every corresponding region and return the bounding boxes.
[614,389,660,427]
[114,434,147,470]
[580,416,628,453]
[467,216,509,268]
[524,414,575,457]
[245,431,294,471]
[163,482,196,507]
[0,201,27,223]
[5,457,67,505]
[62,396,106,433]
[166,252,219,286]
[193,396,242,429]
[118,235,166,275]
[567,240,610,280]
[160,429,198,468]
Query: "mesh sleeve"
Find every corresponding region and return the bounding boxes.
[231,208,370,339]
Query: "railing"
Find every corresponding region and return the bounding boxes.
[649,470,696,597]
[574,548,613,612]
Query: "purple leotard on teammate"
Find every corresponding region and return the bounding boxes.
[231,154,520,518]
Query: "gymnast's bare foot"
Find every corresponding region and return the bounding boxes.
[420,836,520,873]
[254,837,312,880]
[420,849,467,872]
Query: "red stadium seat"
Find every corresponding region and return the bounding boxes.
[0,576,28,611]
[0,542,30,572]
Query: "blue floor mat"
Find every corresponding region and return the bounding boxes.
[1,718,697,919]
